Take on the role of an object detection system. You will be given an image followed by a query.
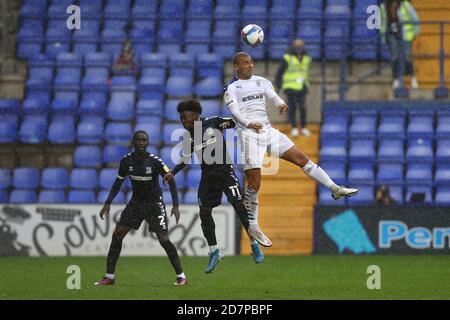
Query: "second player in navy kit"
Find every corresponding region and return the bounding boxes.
[95,131,188,286]
[164,100,265,273]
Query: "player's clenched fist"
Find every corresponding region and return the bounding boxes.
[247,122,263,133]
[278,103,288,115]
[171,206,180,224]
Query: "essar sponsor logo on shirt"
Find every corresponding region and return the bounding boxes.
[242,93,264,102]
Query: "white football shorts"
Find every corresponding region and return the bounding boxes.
[237,126,295,171]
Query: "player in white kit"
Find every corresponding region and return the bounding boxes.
[223,52,358,247]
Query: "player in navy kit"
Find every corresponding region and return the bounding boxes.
[95,131,187,286]
[163,100,265,274]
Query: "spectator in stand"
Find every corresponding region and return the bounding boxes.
[381,0,420,89]
[111,39,137,77]
[275,39,312,138]
[372,185,397,206]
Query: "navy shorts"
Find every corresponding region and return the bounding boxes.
[118,200,169,232]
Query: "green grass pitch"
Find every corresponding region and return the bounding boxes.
[0,255,449,300]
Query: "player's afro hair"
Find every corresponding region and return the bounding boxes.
[177,99,202,114]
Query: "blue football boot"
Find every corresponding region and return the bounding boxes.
[205,249,224,273]
[251,241,264,264]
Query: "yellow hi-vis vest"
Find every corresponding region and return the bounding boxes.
[380,2,420,42]
[281,53,312,91]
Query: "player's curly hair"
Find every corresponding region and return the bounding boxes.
[177,99,202,114]
[132,130,149,141]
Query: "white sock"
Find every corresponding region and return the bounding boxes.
[302,160,339,192]
[177,272,186,279]
[105,273,115,280]
[209,245,218,253]
[244,187,259,226]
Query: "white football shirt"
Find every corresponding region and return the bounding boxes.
[223,75,285,130]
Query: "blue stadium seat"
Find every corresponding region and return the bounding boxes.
[10,190,37,203]
[435,186,450,206]
[169,53,195,77]
[68,190,95,203]
[320,137,347,161]
[320,109,349,138]
[162,124,185,146]
[197,53,223,78]
[51,99,77,114]
[377,138,404,162]
[41,168,69,190]
[48,116,75,144]
[351,25,378,60]
[188,0,212,20]
[406,185,433,205]
[347,185,374,206]
[74,145,102,167]
[297,0,324,20]
[136,99,163,116]
[77,116,104,144]
[105,123,132,144]
[349,109,377,138]
[85,52,111,78]
[26,89,51,106]
[45,28,71,59]
[82,75,109,92]
[186,168,202,189]
[0,99,20,114]
[159,0,185,20]
[195,77,222,97]
[28,58,54,83]
[436,110,450,138]
[166,76,194,98]
[107,100,135,122]
[435,163,450,187]
[319,160,346,184]
[407,109,434,138]
[19,116,47,144]
[378,108,406,138]
[97,190,126,204]
[79,97,107,115]
[131,0,157,20]
[164,100,182,121]
[349,138,375,162]
[0,118,17,143]
[270,0,296,20]
[0,191,8,203]
[99,168,118,189]
[22,98,48,115]
[141,67,166,79]
[12,167,41,189]
[157,20,184,46]
[130,27,154,57]
[435,139,450,164]
[376,161,404,185]
[200,100,222,118]
[324,25,350,60]
[406,162,433,185]
[39,190,66,203]
[184,190,198,204]
[103,145,129,166]
[70,168,98,189]
[101,29,127,59]
[348,161,374,184]
[406,138,433,162]
[0,169,11,189]
[138,76,165,100]
[139,52,168,69]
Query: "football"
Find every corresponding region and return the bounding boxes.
[241,24,264,47]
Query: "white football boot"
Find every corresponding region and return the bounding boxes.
[331,185,359,200]
[248,224,272,247]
